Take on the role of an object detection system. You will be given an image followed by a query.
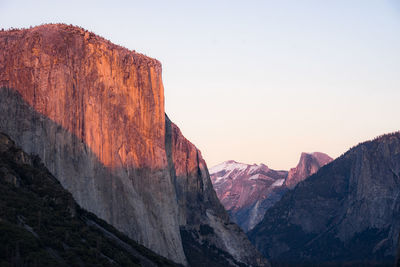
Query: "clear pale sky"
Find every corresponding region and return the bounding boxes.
[1,0,399,170]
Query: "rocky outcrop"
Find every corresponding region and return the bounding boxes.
[210,153,331,232]
[0,24,267,266]
[248,132,400,266]
[210,161,288,232]
[285,152,333,189]
[0,132,179,266]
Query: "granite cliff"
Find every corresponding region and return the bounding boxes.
[285,152,333,189]
[0,24,266,266]
[210,153,332,232]
[248,133,400,266]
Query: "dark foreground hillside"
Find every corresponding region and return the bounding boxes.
[249,132,400,267]
[0,132,179,267]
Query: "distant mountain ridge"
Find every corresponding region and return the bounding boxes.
[285,152,333,189]
[210,152,332,231]
[248,132,400,266]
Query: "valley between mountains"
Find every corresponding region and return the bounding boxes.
[210,152,332,232]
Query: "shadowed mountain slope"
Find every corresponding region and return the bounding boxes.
[397,233,400,266]
[0,132,179,267]
[248,132,400,266]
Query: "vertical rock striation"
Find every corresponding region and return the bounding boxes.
[0,24,266,266]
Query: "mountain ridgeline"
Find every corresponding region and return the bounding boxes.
[248,132,400,266]
[0,24,267,266]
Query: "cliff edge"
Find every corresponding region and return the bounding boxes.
[0,24,267,266]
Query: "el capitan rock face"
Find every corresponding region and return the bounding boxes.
[210,153,332,232]
[248,133,400,266]
[0,24,267,266]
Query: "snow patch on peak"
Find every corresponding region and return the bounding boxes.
[248,163,269,174]
[248,165,261,174]
[248,174,261,180]
[271,178,285,187]
[209,160,249,174]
